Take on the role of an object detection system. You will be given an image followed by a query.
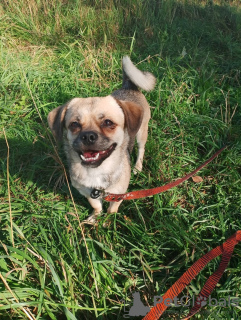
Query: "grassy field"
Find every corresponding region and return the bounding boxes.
[0,0,241,319]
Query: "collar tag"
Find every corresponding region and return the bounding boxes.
[90,189,104,199]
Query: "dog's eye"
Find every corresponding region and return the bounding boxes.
[69,122,81,132]
[103,119,114,127]
[70,122,80,128]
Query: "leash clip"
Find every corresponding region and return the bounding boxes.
[90,188,109,199]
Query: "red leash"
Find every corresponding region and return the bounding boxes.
[103,145,238,319]
[104,146,226,202]
[142,230,241,320]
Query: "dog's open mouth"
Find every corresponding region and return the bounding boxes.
[79,143,117,167]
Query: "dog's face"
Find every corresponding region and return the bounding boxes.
[65,97,125,168]
[48,96,143,168]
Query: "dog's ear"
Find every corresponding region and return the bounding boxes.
[47,103,68,142]
[115,99,144,151]
[115,99,144,137]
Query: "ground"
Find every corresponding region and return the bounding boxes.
[0,1,241,319]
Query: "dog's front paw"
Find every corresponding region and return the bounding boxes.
[84,213,98,225]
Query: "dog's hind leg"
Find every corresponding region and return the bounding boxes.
[134,108,150,173]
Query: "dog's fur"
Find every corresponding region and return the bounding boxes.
[48,56,156,222]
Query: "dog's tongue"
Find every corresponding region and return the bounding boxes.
[80,145,116,163]
[83,150,107,159]
[83,151,97,159]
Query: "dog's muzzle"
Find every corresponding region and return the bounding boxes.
[78,131,98,146]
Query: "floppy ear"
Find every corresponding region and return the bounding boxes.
[115,99,144,152]
[47,103,68,142]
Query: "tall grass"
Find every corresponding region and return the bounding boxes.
[0,0,241,319]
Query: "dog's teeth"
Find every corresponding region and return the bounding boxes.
[95,153,100,160]
[81,153,100,162]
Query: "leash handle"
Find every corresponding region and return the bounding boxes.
[142,230,241,320]
[104,146,226,202]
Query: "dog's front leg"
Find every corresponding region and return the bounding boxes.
[107,200,123,214]
[85,197,103,223]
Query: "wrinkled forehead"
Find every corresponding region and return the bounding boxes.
[65,96,124,124]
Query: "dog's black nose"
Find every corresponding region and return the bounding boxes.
[79,131,98,145]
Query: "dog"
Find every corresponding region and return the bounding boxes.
[48,56,156,222]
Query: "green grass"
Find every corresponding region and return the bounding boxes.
[0,0,241,319]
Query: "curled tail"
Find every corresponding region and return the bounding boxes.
[122,56,156,92]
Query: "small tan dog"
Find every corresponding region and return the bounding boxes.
[48,56,156,222]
